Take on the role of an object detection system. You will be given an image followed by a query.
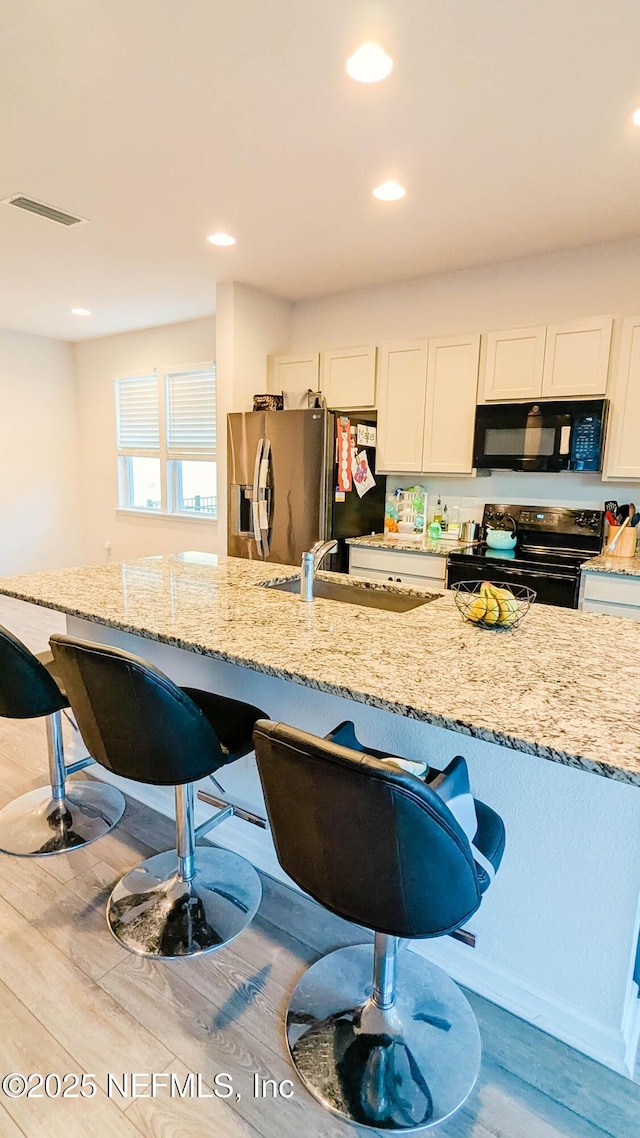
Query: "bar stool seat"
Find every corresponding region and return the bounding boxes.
[0,625,124,857]
[50,634,266,960]
[253,719,506,1132]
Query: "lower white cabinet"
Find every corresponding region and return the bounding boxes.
[349,545,446,592]
[579,571,640,621]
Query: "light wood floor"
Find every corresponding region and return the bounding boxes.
[0,594,639,1138]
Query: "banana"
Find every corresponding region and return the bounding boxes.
[466,595,487,622]
[488,583,518,625]
[482,595,500,624]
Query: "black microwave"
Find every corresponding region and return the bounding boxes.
[473,399,608,473]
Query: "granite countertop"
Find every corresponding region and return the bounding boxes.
[346,533,473,556]
[1,552,640,787]
[582,551,640,577]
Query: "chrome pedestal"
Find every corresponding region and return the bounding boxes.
[286,936,481,1131]
[0,711,124,857]
[107,784,262,959]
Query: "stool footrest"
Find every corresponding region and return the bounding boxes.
[197,790,268,830]
[65,755,95,776]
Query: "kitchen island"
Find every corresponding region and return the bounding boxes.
[1,551,640,1076]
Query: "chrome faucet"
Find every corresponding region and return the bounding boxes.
[300,539,338,602]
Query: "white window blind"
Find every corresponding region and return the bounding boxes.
[165,365,216,456]
[115,374,159,450]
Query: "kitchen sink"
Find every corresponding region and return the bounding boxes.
[262,576,435,612]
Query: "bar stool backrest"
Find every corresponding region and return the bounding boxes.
[0,624,68,719]
[253,719,482,939]
[50,634,227,786]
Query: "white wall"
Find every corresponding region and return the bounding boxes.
[73,317,217,564]
[0,329,83,574]
[289,236,640,510]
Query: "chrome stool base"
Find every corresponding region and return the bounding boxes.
[286,943,481,1131]
[106,846,262,959]
[0,781,125,857]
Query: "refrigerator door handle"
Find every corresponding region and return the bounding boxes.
[258,439,272,556]
[251,438,264,544]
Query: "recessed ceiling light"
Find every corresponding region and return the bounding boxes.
[373,181,406,202]
[632,107,640,126]
[71,307,91,316]
[347,42,393,83]
[207,232,236,246]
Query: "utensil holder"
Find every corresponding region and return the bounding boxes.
[606,525,638,557]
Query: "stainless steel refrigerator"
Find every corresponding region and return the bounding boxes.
[227,408,386,571]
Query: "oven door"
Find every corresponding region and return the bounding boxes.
[446,559,579,608]
[473,402,572,472]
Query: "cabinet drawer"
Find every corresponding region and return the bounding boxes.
[349,565,444,591]
[581,598,640,622]
[349,545,447,581]
[582,573,640,607]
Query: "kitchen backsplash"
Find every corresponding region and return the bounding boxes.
[386,472,640,524]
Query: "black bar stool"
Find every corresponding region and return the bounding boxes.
[253,719,505,1133]
[50,634,266,960]
[0,624,124,856]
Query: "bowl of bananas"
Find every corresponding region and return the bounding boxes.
[451,580,536,630]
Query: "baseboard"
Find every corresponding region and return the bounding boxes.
[408,934,638,1078]
[87,764,639,1078]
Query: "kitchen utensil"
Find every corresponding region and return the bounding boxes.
[607,515,631,552]
[451,581,535,631]
[605,511,618,527]
[631,513,640,527]
[460,520,478,543]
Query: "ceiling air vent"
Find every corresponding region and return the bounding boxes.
[1,195,88,227]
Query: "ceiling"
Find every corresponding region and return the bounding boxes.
[2,0,640,341]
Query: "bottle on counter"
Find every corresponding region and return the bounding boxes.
[433,496,443,524]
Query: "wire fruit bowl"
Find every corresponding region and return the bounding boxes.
[451,580,536,631]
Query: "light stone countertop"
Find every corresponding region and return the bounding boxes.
[581,551,640,577]
[346,533,473,556]
[1,552,639,786]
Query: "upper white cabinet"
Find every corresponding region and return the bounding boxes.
[541,316,613,398]
[376,341,428,472]
[483,316,613,401]
[320,345,377,409]
[483,326,546,401]
[421,334,480,474]
[604,315,640,480]
[377,335,479,474]
[269,353,319,394]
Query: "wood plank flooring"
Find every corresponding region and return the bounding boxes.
[0,593,639,1137]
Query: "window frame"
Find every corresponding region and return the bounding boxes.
[115,361,217,521]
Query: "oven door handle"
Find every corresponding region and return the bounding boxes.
[458,567,577,583]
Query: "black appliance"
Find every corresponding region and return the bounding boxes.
[473,399,608,472]
[446,503,604,609]
[227,409,386,572]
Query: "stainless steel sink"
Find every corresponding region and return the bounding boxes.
[262,576,435,612]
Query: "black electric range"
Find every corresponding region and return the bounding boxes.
[446,503,604,608]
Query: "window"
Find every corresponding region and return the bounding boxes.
[115,363,217,518]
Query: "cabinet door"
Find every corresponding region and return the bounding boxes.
[320,345,377,409]
[603,316,640,479]
[483,326,546,401]
[376,341,428,472]
[268,353,319,394]
[422,334,480,473]
[541,317,612,397]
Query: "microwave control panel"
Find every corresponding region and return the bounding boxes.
[570,412,602,471]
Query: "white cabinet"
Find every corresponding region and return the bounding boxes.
[377,335,479,475]
[320,345,376,409]
[349,545,446,592]
[422,334,480,474]
[483,326,547,401]
[376,341,428,472]
[604,315,640,480]
[482,317,612,402]
[541,316,612,397]
[580,571,640,621]
[269,353,319,394]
